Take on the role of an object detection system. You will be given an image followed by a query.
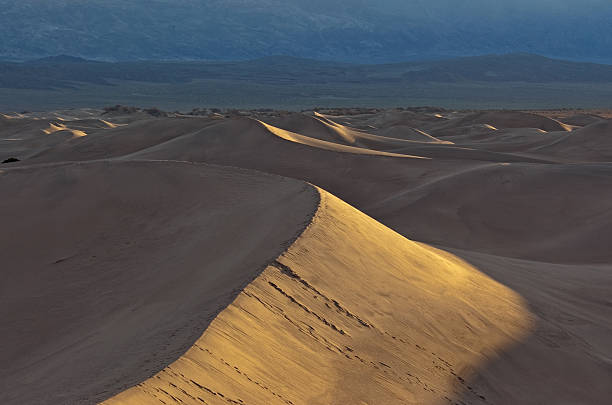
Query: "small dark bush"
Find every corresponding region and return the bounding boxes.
[102,105,139,115]
[143,107,168,117]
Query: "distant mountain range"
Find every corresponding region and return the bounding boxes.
[1,0,612,63]
[2,53,612,90]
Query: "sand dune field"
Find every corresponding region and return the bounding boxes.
[1,108,611,404]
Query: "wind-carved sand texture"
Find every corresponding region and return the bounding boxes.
[1,108,611,404]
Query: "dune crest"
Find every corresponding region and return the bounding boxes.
[313,112,452,147]
[256,119,427,159]
[106,187,532,405]
[100,119,122,128]
[43,122,87,138]
[0,161,319,404]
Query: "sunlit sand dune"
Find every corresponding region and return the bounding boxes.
[313,112,449,145]
[105,187,533,405]
[256,120,426,158]
[43,122,88,138]
[263,112,447,146]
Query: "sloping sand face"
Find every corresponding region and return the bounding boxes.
[442,111,572,132]
[0,161,318,404]
[536,119,612,161]
[106,188,533,405]
[256,120,427,159]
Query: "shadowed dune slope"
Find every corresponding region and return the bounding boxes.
[263,112,448,149]
[8,113,610,262]
[435,128,560,153]
[0,161,318,404]
[440,111,572,132]
[449,248,612,405]
[106,187,533,405]
[27,115,545,167]
[262,113,351,144]
[255,120,426,158]
[374,125,447,143]
[559,113,605,127]
[368,162,612,263]
[112,117,485,208]
[25,117,218,162]
[27,117,426,163]
[343,110,445,131]
[313,112,449,143]
[534,119,612,161]
[0,115,169,161]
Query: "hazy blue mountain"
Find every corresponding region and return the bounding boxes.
[5,54,612,111]
[1,0,612,63]
[4,53,612,91]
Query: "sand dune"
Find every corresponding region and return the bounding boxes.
[349,109,446,130]
[374,124,449,143]
[264,112,449,147]
[558,112,605,127]
[0,116,127,161]
[0,161,318,404]
[43,122,88,138]
[105,187,532,405]
[534,118,612,161]
[262,113,353,144]
[448,248,612,404]
[313,112,448,145]
[1,108,611,404]
[367,162,612,263]
[440,111,572,132]
[256,119,426,158]
[314,112,452,145]
[26,117,217,162]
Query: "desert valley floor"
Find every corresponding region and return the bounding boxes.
[1,107,611,404]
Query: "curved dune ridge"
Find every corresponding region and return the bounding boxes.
[313,112,450,144]
[105,187,533,405]
[0,161,319,404]
[255,119,427,159]
[2,108,612,404]
[43,122,88,138]
[262,112,449,147]
[312,112,450,145]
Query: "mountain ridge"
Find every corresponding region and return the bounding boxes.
[1,0,612,63]
[3,53,612,91]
